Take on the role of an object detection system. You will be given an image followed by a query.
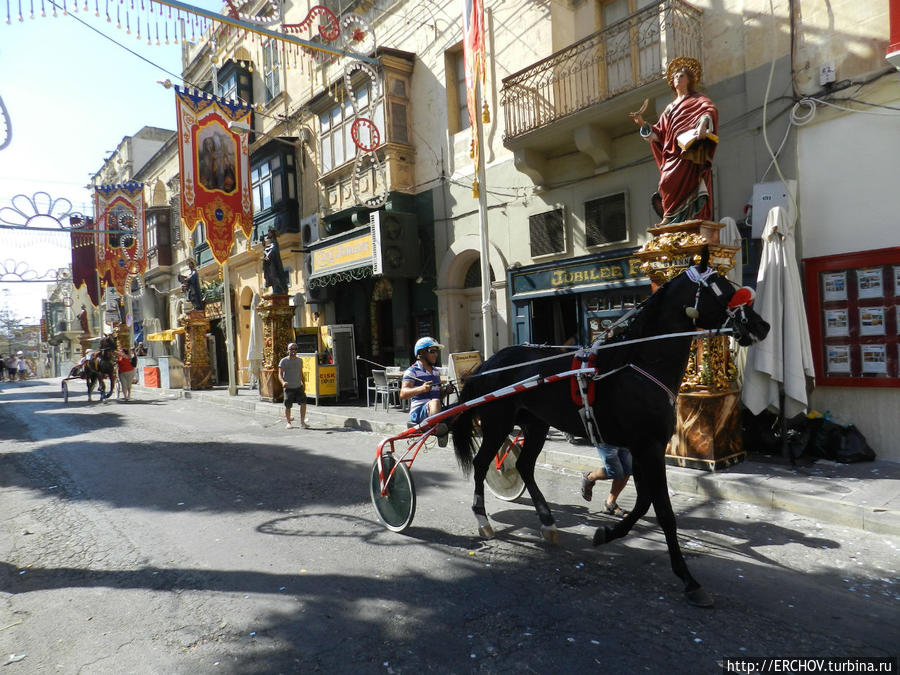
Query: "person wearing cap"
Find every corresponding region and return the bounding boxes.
[400,337,449,446]
[278,342,309,429]
[15,351,32,381]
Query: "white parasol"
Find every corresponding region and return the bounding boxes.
[246,293,263,388]
[742,206,815,418]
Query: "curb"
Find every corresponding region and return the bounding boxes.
[135,385,900,537]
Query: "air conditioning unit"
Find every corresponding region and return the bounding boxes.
[751,180,797,238]
[300,214,319,247]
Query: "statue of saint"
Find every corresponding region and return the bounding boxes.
[262,228,289,295]
[630,57,718,225]
[177,259,205,311]
[79,304,90,334]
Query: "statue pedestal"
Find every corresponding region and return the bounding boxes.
[666,386,744,471]
[79,334,93,356]
[257,294,293,402]
[180,310,212,390]
[116,323,130,351]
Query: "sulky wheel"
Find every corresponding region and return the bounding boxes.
[370,453,416,532]
[484,438,526,501]
[61,380,69,404]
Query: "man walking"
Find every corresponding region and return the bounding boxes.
[278,343,309,429]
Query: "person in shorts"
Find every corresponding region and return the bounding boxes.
[399,337,449,446]
[581,444,633,518]
[278,343,309,429]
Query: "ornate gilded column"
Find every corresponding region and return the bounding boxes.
[257,293,293,402]
[116,322,131,351]
[635,219,743,470]
[181,309,212,390]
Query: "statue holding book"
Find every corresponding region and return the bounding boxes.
[630,57,718,225]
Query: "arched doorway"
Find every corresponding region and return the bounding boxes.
[462,258,496,354]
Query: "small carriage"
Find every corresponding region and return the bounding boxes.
[60,335,118,403]
[369,255,770,606]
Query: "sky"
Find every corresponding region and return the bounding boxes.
[0,1,221,322]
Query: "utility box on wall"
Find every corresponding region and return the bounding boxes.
[751,180,797,238]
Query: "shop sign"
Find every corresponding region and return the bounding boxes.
[311,232,374,276]
[512,255,644,295]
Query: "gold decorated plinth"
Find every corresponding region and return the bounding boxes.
[181,310,212,390]
[636,219,739,286]
[257,294,294,403]
[116,323,130,351]
[638,219,743,470]
[666,386,744,470]
[79,335,93,356]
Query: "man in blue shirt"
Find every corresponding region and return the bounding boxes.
[400,337,449,446]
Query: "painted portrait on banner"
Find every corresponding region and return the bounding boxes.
[196,124,238,194]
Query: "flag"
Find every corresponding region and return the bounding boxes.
[175,86,253,265]
[69,216,100,307]
[462,0,486,167]
[93,184,146,297]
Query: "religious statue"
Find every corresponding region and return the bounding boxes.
[262,227,289,295]
[630,57,719,225]
[177,259,205,311]
[78,304,90,334]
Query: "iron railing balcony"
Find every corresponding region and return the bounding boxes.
[501,0,703,143]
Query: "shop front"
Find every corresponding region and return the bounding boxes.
[509,249,649,347]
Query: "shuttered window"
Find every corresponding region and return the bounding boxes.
[585,193,627,246]
[529,208,566,257]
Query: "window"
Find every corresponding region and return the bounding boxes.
[445,46,470,134]
[252,159,275,212]
[529,208,566,257]
[585,193,627,246]
[263,42,281,102]
[601,0,661,93]
[191,221,206,248]
[319,84,383,174]
[217,71,238,101]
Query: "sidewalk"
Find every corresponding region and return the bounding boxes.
[134,383,900,537]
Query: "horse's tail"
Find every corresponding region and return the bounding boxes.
[450,407,478,476]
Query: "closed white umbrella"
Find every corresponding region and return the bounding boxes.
[742,206,815,419]
[246,293,263,389]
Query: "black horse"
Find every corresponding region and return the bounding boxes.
[449,255,770,606]
[82,334,118,402]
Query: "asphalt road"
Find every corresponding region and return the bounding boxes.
[1,380,897,673]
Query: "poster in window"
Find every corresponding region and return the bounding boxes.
[858,306,886,336]
[894,266,900,295]
[826,345,851,373]
[856,268,884,299]
[861,344,887,374]
[822,271,847,302]
[824,308,849,337]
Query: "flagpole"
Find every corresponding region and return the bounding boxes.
[223,259,237,396]
[475,77,494,359]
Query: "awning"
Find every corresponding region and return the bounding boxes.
[146,328,185,342]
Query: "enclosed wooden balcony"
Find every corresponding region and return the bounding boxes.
[500,0,702,185]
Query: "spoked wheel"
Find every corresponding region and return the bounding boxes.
[370,453,416,532]
[61,380,69,404]
[485,438,526,501]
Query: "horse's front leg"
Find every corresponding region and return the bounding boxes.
[470,426,509,539]
[514,422,558,544]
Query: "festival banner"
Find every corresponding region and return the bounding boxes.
[462,0,486,169]
[69,216,100,307]
[175,86,253,264]
[93,183,146,297]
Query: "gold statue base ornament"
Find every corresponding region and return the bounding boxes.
[257,294,294,403]
[181,309,212,390]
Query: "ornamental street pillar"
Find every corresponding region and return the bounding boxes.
[257,293,293,402]
[181,309,212,390]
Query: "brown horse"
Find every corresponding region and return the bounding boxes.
[82,334,118,402]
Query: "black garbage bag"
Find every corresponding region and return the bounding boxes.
[809,419,876,463]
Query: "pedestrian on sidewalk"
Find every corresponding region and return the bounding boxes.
[279,343,309,429]
[581,444,633,518]
[116,349,136,401]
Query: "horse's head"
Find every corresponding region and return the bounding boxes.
[680,251,769,346]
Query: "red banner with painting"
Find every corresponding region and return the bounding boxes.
[175,86,252,265]
[93,183,146,297]
[69,216,100,307]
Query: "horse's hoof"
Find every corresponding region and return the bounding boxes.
[540,524,558,545]
[685,587,715,608]
[592,526,609,547]
[478,524,495,539]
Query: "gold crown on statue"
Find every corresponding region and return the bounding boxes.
[666,57,702,90]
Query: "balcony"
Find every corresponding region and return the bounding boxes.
[500,0,702,185]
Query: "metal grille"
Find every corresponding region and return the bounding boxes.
[500,0,702,141]
[585,193,627,246]
[529,208,565,257]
